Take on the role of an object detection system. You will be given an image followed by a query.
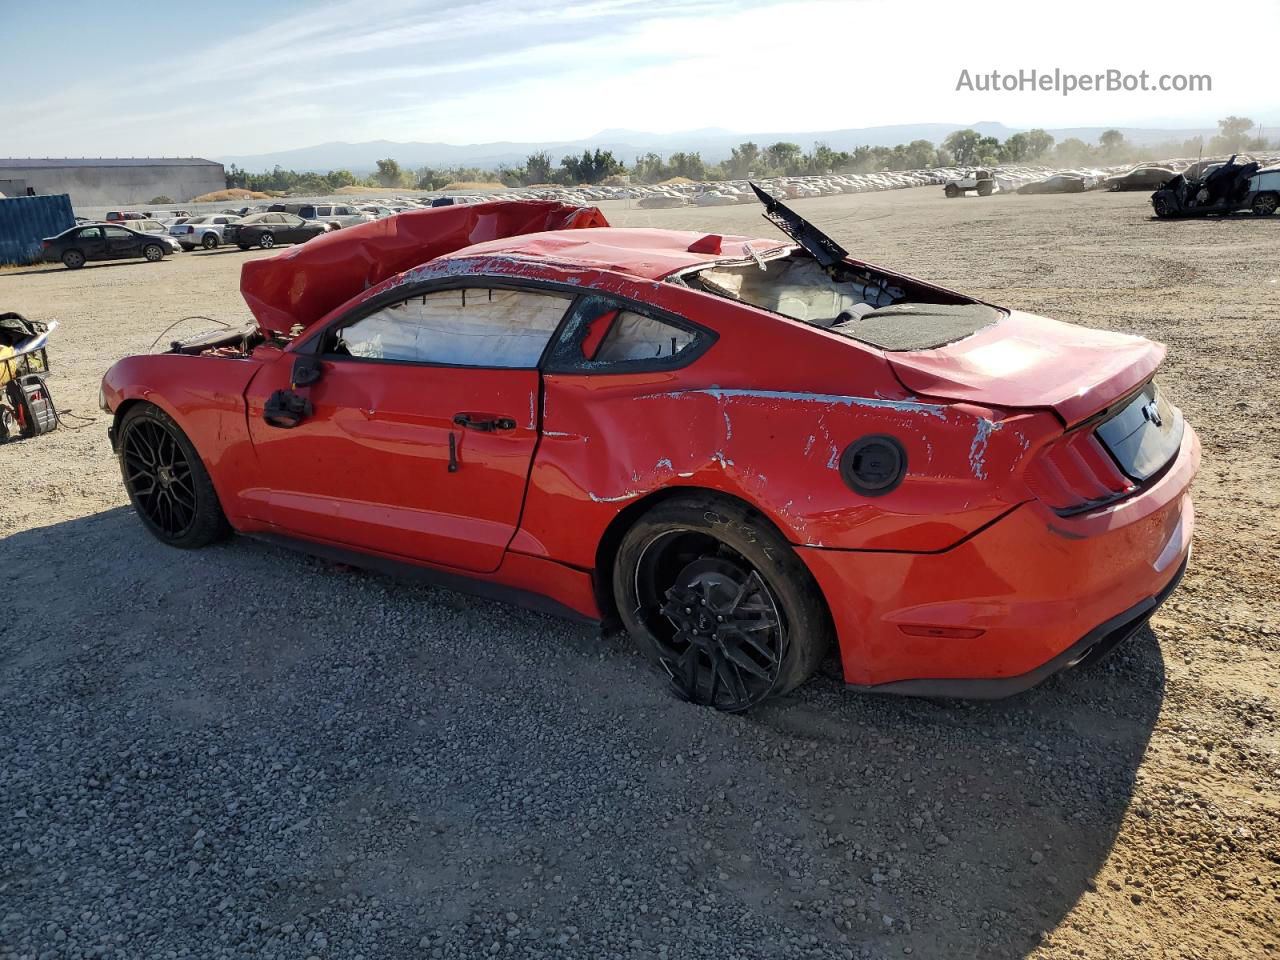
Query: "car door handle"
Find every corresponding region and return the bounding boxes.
[452,413,516,432]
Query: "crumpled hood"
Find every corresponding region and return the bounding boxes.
[240,200,609,336]
[887,309,1165,426]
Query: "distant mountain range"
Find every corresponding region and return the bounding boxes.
[215,122,1225,173]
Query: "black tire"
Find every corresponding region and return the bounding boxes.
[1253,192,1278,216]
[62,249,85,269]
[143,243,165,262]
[202,233,219,249]
[614,495,831,711]
[944,184,960,198]
[258,232,275,249]
[976,181,993,197]
[237,244,250,251]
[1152,195,1174,219]
[117,403,231,549]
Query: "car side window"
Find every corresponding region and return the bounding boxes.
[78,227,103,240]
[542,295,711,373]
[103,226,133,238]
[284,215,304,226]
[595,310,696,362]
[330,288,572,368]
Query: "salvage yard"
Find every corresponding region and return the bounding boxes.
[1,188,1277,959]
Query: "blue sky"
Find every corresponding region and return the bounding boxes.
[4,0,1276,159]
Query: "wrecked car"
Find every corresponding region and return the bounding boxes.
[1016,174,1092,195]
[100,193,1198,711]
[1103,166,1176,192]
[1151,155,1262,218]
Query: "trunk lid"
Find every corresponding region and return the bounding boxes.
[886,309,1165,426]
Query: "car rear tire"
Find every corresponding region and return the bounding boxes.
[976,181,993,197]
[614,496,832,711]
[62,249,85,269]
[1253,193,1278,216]
[258,233,275,249]
[117,403,230,549]
[143,243,165,262]
[202,233,219,249]
[944,184,960,198]
[1152,195,1174,218]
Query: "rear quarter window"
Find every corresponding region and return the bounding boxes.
[542,295,713,374]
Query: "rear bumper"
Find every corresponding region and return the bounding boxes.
[798,424,1199,695]
[850,553,1187,698]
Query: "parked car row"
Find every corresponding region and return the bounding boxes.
[40,211,333,268]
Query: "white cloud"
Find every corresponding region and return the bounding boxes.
[6,0,1276,157]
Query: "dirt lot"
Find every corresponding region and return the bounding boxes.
[1,189,1276,960]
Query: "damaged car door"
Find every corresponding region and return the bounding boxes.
[242,284,573,573]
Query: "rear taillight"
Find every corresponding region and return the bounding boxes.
[41,240,50,248]
[1025,427,1134,514]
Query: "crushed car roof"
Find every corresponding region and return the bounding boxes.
[241,200,610,336]
[438,227,789,281]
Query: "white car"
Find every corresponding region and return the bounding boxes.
[169,214,242,251]
[127,219,173,236]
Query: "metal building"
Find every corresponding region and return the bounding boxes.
[0,158,225,207]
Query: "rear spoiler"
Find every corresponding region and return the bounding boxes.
[240,200,609,336]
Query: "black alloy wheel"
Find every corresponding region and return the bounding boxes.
[615,497,831,711]
[118,404,230,548]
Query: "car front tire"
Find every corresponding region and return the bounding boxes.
[202,233,219,249]
[614,495,832,711]
[1253,193,1278,216]
[143,243,165,262]
[117,403,231,549]
[258,233,275,249]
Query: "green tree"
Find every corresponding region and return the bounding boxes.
[764,141,802,173]
[667,151,706,180]
[943,129,982,165]
[525,151,554,184]
[374,158,404,187]
[1211,116,1255,154]
[999,132,1031,162]
[900,139,939,169]
[325,169,356,190]
[559,149,624,185]
[726,141,761,178]
[1099,129,1127,157]
[1054,137,1093,165]
[1024,129,1055,159]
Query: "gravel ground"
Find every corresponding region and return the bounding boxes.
[1,188,1277,960]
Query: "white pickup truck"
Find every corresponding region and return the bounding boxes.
[168,214,242,251]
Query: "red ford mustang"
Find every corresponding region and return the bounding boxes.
[101,196,1198,710]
